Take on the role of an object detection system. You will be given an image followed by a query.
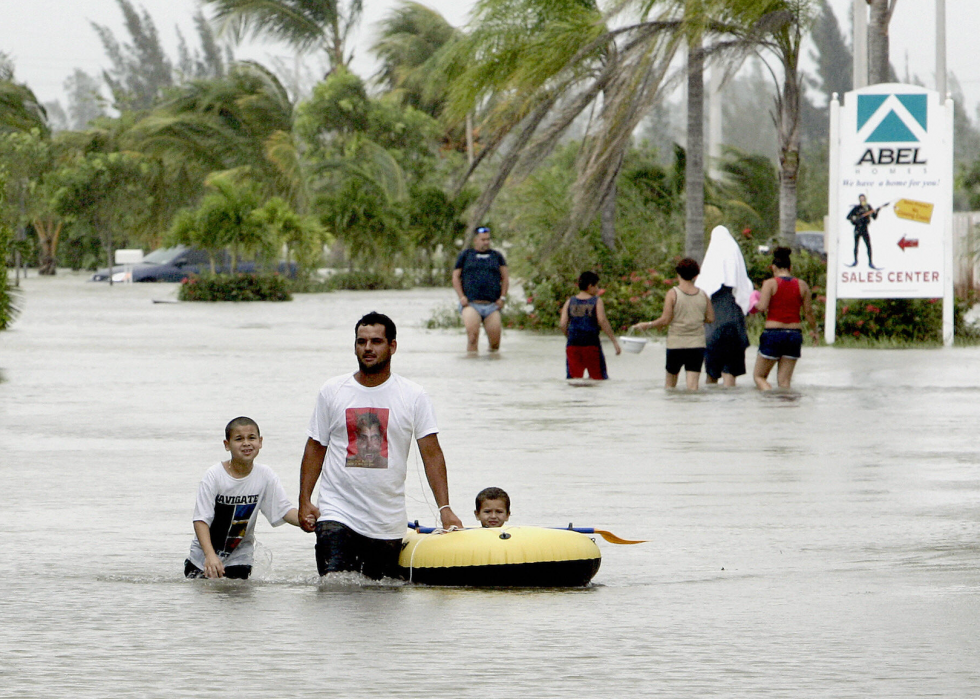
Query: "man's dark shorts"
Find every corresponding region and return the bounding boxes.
[315,520,403,580]
[184,558,252,579]
[665,347,705,375]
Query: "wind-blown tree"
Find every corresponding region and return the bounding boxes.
[252,196,329,273]
[867,0,897,86]
[372,1,461,118]
[0,57,49,136]
[444,0,687,251]
[130,62,303,210]
[168,173,271,272]
[93,0,233,112]
[296,68,444,271]
[202,0,362,72]
[0,130,66,274]
[92,0,175,111]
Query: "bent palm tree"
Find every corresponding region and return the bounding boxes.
[202,0,361,72]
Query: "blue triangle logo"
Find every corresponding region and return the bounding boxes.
[857,95,888,131]
[896,94,927,130]
[866,110,918,142]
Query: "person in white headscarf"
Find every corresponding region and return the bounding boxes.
[695,226,754,386]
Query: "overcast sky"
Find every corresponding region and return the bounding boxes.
[2,0,978,114]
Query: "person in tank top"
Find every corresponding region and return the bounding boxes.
[752,247,819,390]
[559,271,621,379]
[631,258,714,390]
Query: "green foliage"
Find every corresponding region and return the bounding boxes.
[0,168,21,331]
[178,272,292,301]
[291,270,407,292]
[835,298,949,345]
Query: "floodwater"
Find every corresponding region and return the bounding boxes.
[1,272,978,698]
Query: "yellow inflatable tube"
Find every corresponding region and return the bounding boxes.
[399,526,601,587]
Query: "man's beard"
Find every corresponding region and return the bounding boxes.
[358,356,390,375]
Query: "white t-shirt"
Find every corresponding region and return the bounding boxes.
[187,462,293,569]
[306,372,439,540]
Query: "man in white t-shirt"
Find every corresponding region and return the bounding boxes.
[298,311,464,579]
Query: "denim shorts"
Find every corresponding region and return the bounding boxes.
[460,301,500,319]
[758,329,803,360]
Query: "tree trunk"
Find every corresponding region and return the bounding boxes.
[867,0,893,85]
[778,60,802,247]
[600,178,617,251]
[34,218,62,276]
[685,39,705,261]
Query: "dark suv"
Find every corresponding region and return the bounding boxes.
[91,245,291,282]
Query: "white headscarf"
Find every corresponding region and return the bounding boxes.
[695,225,753,315]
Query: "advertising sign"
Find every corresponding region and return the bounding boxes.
[833,84,951,300]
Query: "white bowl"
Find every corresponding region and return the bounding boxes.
[619,336,648,354]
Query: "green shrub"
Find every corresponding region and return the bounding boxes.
[290,270,407,293]
[178,273,292,302]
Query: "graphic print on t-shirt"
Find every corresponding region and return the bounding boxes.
[345,407,390,469]
[209,494,258,556]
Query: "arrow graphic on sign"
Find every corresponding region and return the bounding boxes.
[898,236,919,251]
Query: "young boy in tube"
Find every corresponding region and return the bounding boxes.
[185,417,300,579]
[475,487,511,528]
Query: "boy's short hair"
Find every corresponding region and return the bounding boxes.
[356,312,397,342]
[225,416,259,440]
[773,247,792,270]
[577,271,600,290]
[475,487,511,513]
[675,257,700,280]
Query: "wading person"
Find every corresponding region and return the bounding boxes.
[559,271,621,380]
[846,194,881,269]
[696,226,753,387]
[452,226,509,352]
[298,312,463,580]
[631,258,714,390]
[753,248,819,391]
[185,417,300,580]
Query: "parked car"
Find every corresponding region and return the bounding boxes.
[90,245,295,282]
[794,231,826,259]
[756,232,826,260]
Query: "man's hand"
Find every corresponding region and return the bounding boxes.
[299,500,319,533]
[459,296,469,307]
[440,507,464,530]
[495,297,505,309]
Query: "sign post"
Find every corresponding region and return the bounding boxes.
[826,84,954,345]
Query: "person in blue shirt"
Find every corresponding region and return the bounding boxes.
[452,226,509,352]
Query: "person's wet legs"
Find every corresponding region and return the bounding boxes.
[776,357,797,389]
[483,310,502,351]
[461,306,482,352]
[753,355,777,390]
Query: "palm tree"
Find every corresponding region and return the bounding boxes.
[202,0,361,72]
[372,2,460,118]
[130,62,303,210]
[444,0,688,251]
[867,0,897,85]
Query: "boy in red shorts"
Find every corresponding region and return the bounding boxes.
[559,271,621,379]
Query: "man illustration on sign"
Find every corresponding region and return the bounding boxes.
[846,194,882,269]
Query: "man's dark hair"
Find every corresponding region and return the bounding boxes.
[577,271,600,290]
[773,247,792,270]
[675,257,700,280]
[355,312,397,342]
[475,486,511,513]
[225,416,259,441]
